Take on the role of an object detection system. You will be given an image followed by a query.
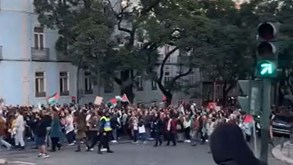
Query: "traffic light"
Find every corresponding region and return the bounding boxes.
[237,80,262,115]
[256,22,278,78]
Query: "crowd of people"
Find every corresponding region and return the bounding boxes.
[0,102,262,159]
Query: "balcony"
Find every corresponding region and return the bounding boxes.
[31,47,50,61]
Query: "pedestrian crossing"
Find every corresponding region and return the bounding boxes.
[8,161,36,165]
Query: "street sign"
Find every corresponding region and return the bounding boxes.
[237,80,262,115]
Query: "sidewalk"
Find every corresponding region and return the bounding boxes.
[272,141,293,164]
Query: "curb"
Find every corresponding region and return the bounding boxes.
[0,159,7,165]
[272,141,293,165]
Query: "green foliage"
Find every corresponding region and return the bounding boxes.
[34,0,114,69]
[34,0,293,103]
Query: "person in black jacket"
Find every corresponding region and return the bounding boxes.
[35,112,50,158]
[153,114,163,147]
[210,123,267,165]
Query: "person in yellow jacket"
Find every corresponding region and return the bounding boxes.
[97,111,113,154]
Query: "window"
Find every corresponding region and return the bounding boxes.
[34,27,44,49]
[164,45,171,63]
[189,72,196,85]
[137,76,143,91]
[35,72,46,97]
[84,72,93,94]
[151,80,157,90]
[59,72,69,96]
[164,77,172,86]
[104,78,114,93]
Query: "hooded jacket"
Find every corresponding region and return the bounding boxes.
[210,123,268,165]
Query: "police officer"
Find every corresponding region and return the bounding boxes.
[98,111,113,154]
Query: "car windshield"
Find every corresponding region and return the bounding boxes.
[274,116,293,123]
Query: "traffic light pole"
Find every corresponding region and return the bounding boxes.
[260,79,272,163]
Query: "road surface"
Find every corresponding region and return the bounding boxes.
[0,142,286,165]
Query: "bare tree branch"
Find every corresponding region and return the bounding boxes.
[169,67,193,90]
[106,0,133,34]
[158,47,179,83]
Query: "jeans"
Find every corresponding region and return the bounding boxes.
[88,131,99,149]
[133,130,139,142]
[167,132,176,146]
[139,133,146,142]
[0,136,12,150]
[154,132,162,146]
[184,127,191,140]
[66,131,75,144]
[112,129,118,140]
[51,137,61,151]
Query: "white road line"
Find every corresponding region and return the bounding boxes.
[9,161,36,165]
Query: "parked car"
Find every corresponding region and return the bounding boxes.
[272,115,293,136]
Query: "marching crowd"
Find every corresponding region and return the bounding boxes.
[0,103,258,159]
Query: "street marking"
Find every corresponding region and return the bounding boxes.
[9,161,36,165]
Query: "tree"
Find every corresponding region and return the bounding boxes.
[138,0,220,105]
[273,0,293,105]
[193,0,263,106]
[34,0,116,102]
[102,0,213,104]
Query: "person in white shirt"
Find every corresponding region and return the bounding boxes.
[15,111,25,149]
[65,109,75,145]
[183,116,191,143]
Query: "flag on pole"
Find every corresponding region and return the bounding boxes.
[162,95,167,102]
[115,96,123,101]
[121,94,129,103]
[107,98,117,108]
[47,93,59,105]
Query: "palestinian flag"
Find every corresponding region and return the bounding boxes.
[162,95,167,102]
[106,98,117,108]
[121,94,129,103]
[115,96,123,101]
[47,93,59,105]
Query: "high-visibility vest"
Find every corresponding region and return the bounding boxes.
[101,116,112,132]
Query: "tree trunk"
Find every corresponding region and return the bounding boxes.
[222,82,234,108]
[76,67,81,104]
[222,83,227,107]
[117,70,135,103]
[76,56,83,104]
[121,84,134,103]
[165,92,173,107]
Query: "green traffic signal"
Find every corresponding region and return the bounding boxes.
[257,60,277,77]
[255,22,278,79]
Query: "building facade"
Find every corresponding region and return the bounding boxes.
[0,0,200,106]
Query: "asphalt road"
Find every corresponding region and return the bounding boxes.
[0,141,287,165]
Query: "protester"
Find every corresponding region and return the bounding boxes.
[0,112,11,150]
[50,108,62,152]
[15,110,25,150]
[35,111,50,158]
[0,99,277,162]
